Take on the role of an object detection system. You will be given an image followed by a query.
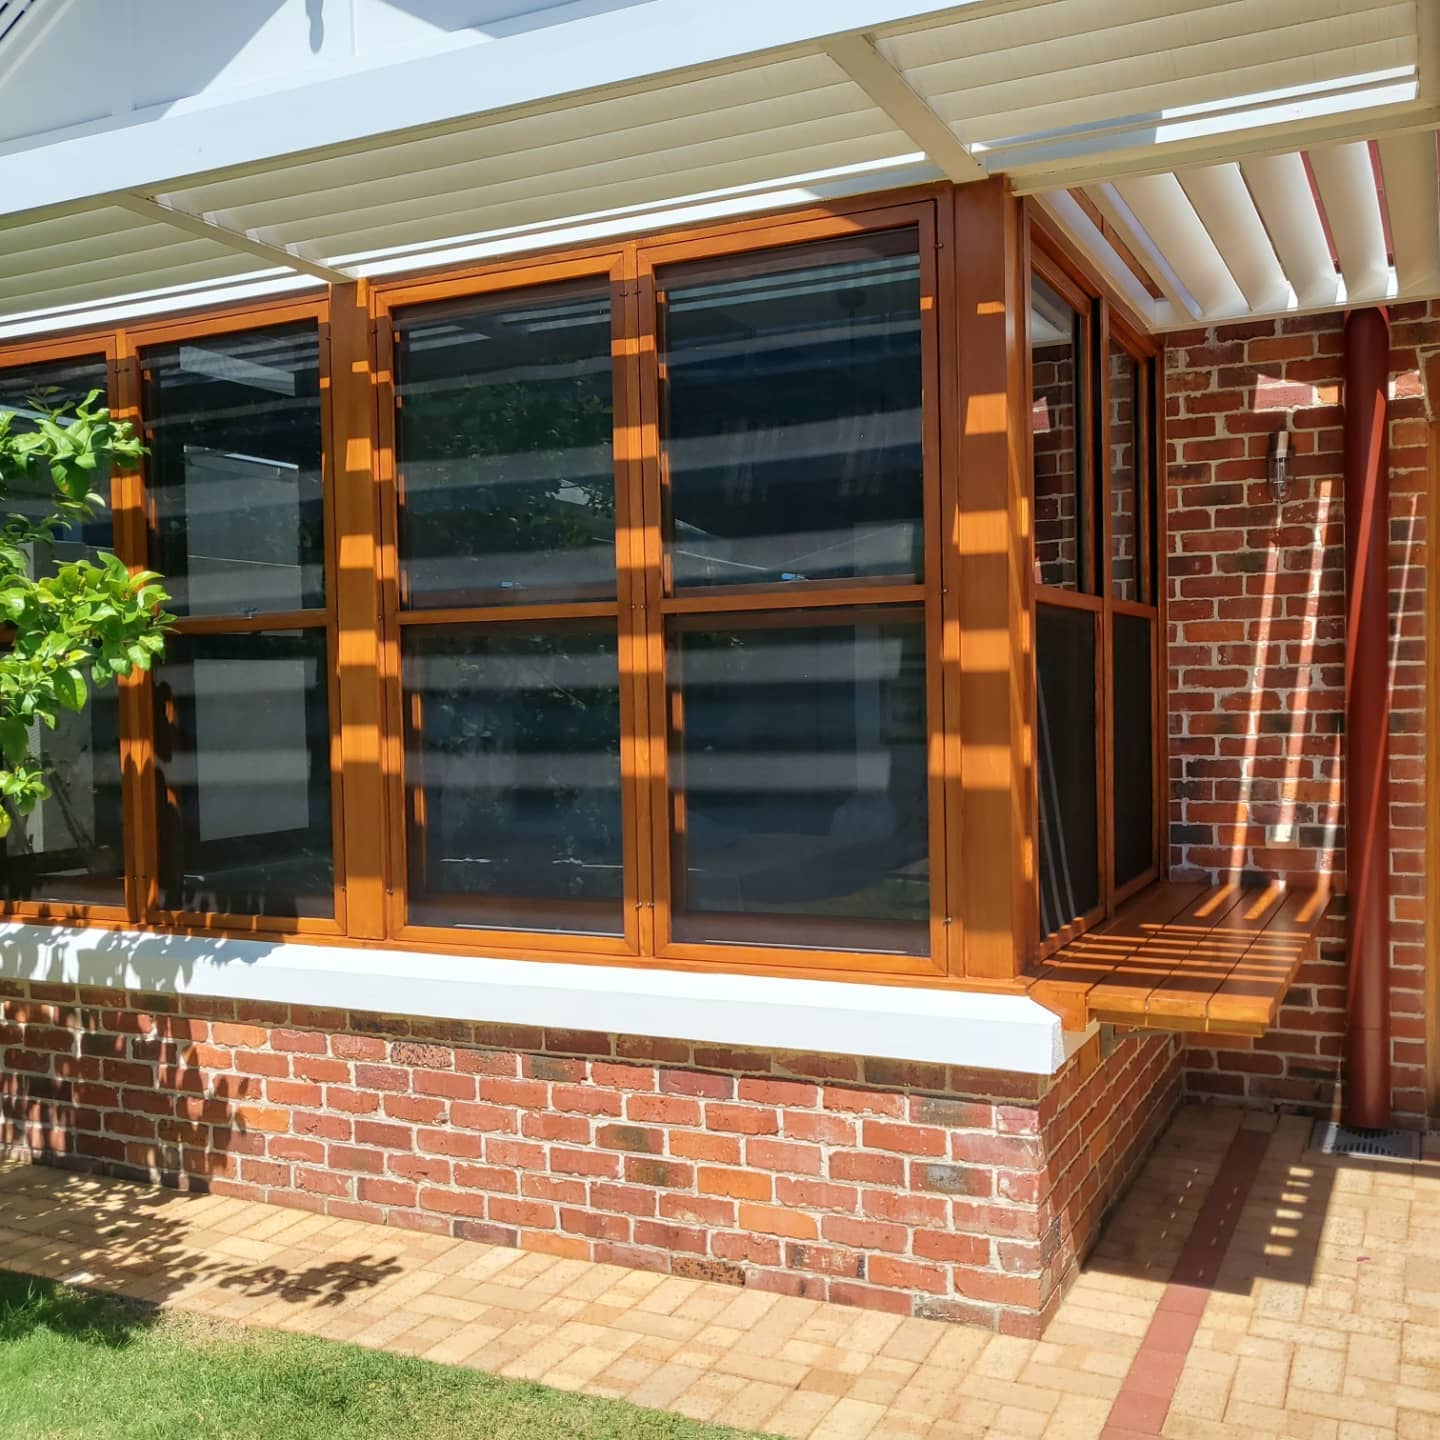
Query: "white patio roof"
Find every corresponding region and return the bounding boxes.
[0,0,1435,337]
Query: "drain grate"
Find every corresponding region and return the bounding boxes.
[1309,1120,1420,1161]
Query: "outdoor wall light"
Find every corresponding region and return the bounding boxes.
[1269,427,1290,504]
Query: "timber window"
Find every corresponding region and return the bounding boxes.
[1030,246,1162,953]
[0,353,125,908]
[0,189,1165,986]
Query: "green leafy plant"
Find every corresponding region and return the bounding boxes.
[0,388,171,837]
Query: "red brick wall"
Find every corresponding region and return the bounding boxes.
[1163,305,1431,1127]
[0,978,1181,1332]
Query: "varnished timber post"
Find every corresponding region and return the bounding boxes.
[329,281,388,938]
[953,178,1031,979]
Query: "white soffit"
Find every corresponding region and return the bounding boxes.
[0,0,1434,335]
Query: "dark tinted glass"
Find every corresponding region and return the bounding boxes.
[1108,345,1140,601]
[1037,603,1099,938]
[0,357,124,902]
[0,692,123,907]
[660,231,923,589]
[0,356,113,576]
[1113,612,1155,888]
[395,283,615,608]
[142,324,324,617]
[403,624,623,933]
[669,610,929,952]
[1031,276,1085,592]
[153,631,333,917]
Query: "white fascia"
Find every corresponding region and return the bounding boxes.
[0,0,981,220]
[0,922,1069,1077]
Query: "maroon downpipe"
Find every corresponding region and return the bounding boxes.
[1342,307,1391,1130]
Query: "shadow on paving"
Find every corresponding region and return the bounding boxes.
[1083,1107,1436,1304]
[0,1164,404,1317]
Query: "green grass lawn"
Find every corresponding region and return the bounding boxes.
[0,1270,770,1440]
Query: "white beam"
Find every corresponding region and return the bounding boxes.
[1378,130,1440,293]
[0,0,989,222]
[111,194,354,285]
[1006,100,1439,196]
[1111,172,1248,319]
[1307,141,1390,302]
[1238,151,1341,310]
[824,32,984,182]
[1177,163,1291,315]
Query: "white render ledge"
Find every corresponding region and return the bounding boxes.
[0,922,1073,1077]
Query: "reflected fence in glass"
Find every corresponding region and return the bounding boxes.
[153,630,334,918]
[402,622,624,935]
[667,607,930,953]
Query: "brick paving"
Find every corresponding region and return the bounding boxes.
[0,1103,1437,1439]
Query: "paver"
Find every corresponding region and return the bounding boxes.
[2,1105,1439,1439]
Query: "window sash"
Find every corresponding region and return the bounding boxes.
[0,189,1165,990]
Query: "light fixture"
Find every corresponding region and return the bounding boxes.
[1269,428,1289,504]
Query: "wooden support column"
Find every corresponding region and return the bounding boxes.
[329,281,388,938]
[952,178,1031,980]
[1343,305,1392,1128]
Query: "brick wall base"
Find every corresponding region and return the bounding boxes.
[0,980,1180,1334]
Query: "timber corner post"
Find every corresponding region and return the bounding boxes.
[952,177,1032,984]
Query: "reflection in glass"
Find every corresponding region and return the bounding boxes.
[0,694,124,907]
[1113,612,1155,888]
[403,624,623,933]
[660,231,923,588]
[0,356,114,577]
[0,356,125,902]
[1037,604,1099,938]
[669,610,929,951]
[1109,346,1140,601]
[395,284,615,608]
[1031,276,1085,592]
[154,631,334,917]
[142,324,325,617]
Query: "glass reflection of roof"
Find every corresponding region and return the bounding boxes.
[666,255,918,316]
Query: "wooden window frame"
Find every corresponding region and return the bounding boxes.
[0,179,1161,997]
[1026,212,1167,963]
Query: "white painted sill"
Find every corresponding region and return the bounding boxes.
[0,922,1073,1076]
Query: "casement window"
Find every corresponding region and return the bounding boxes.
[0,352,125,909]
[1029,245,1163,954]
[0,190,1165,983]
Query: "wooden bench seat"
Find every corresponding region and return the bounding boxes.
[1028,881,1331,1037]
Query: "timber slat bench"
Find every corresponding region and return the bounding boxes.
[1029,881,1331,1037]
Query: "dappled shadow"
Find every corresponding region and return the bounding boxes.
[0,1164,404,1318]
[1079,1107,1438,1306]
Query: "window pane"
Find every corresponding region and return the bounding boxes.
[0,694,123,907]
[143,324,324,617]
[1031,276,1085,592]
[403,623,623,934]
[0,356,114,576]
[395,283,616,608]
[1037,604,1099,938]
[1113,612,1155,888]
[669,609,929,953]
[154,630,334,917]
[660,231,924,589]
[1108,345,1140,601]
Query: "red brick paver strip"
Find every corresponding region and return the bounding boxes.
[1101,1123,1270,1439]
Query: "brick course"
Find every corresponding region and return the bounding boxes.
[1164,305,1431,1126]
[0,979,1180,1333]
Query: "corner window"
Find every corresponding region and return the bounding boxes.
[1030,260,1160,948]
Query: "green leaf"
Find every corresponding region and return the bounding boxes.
[0,715,29,766]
